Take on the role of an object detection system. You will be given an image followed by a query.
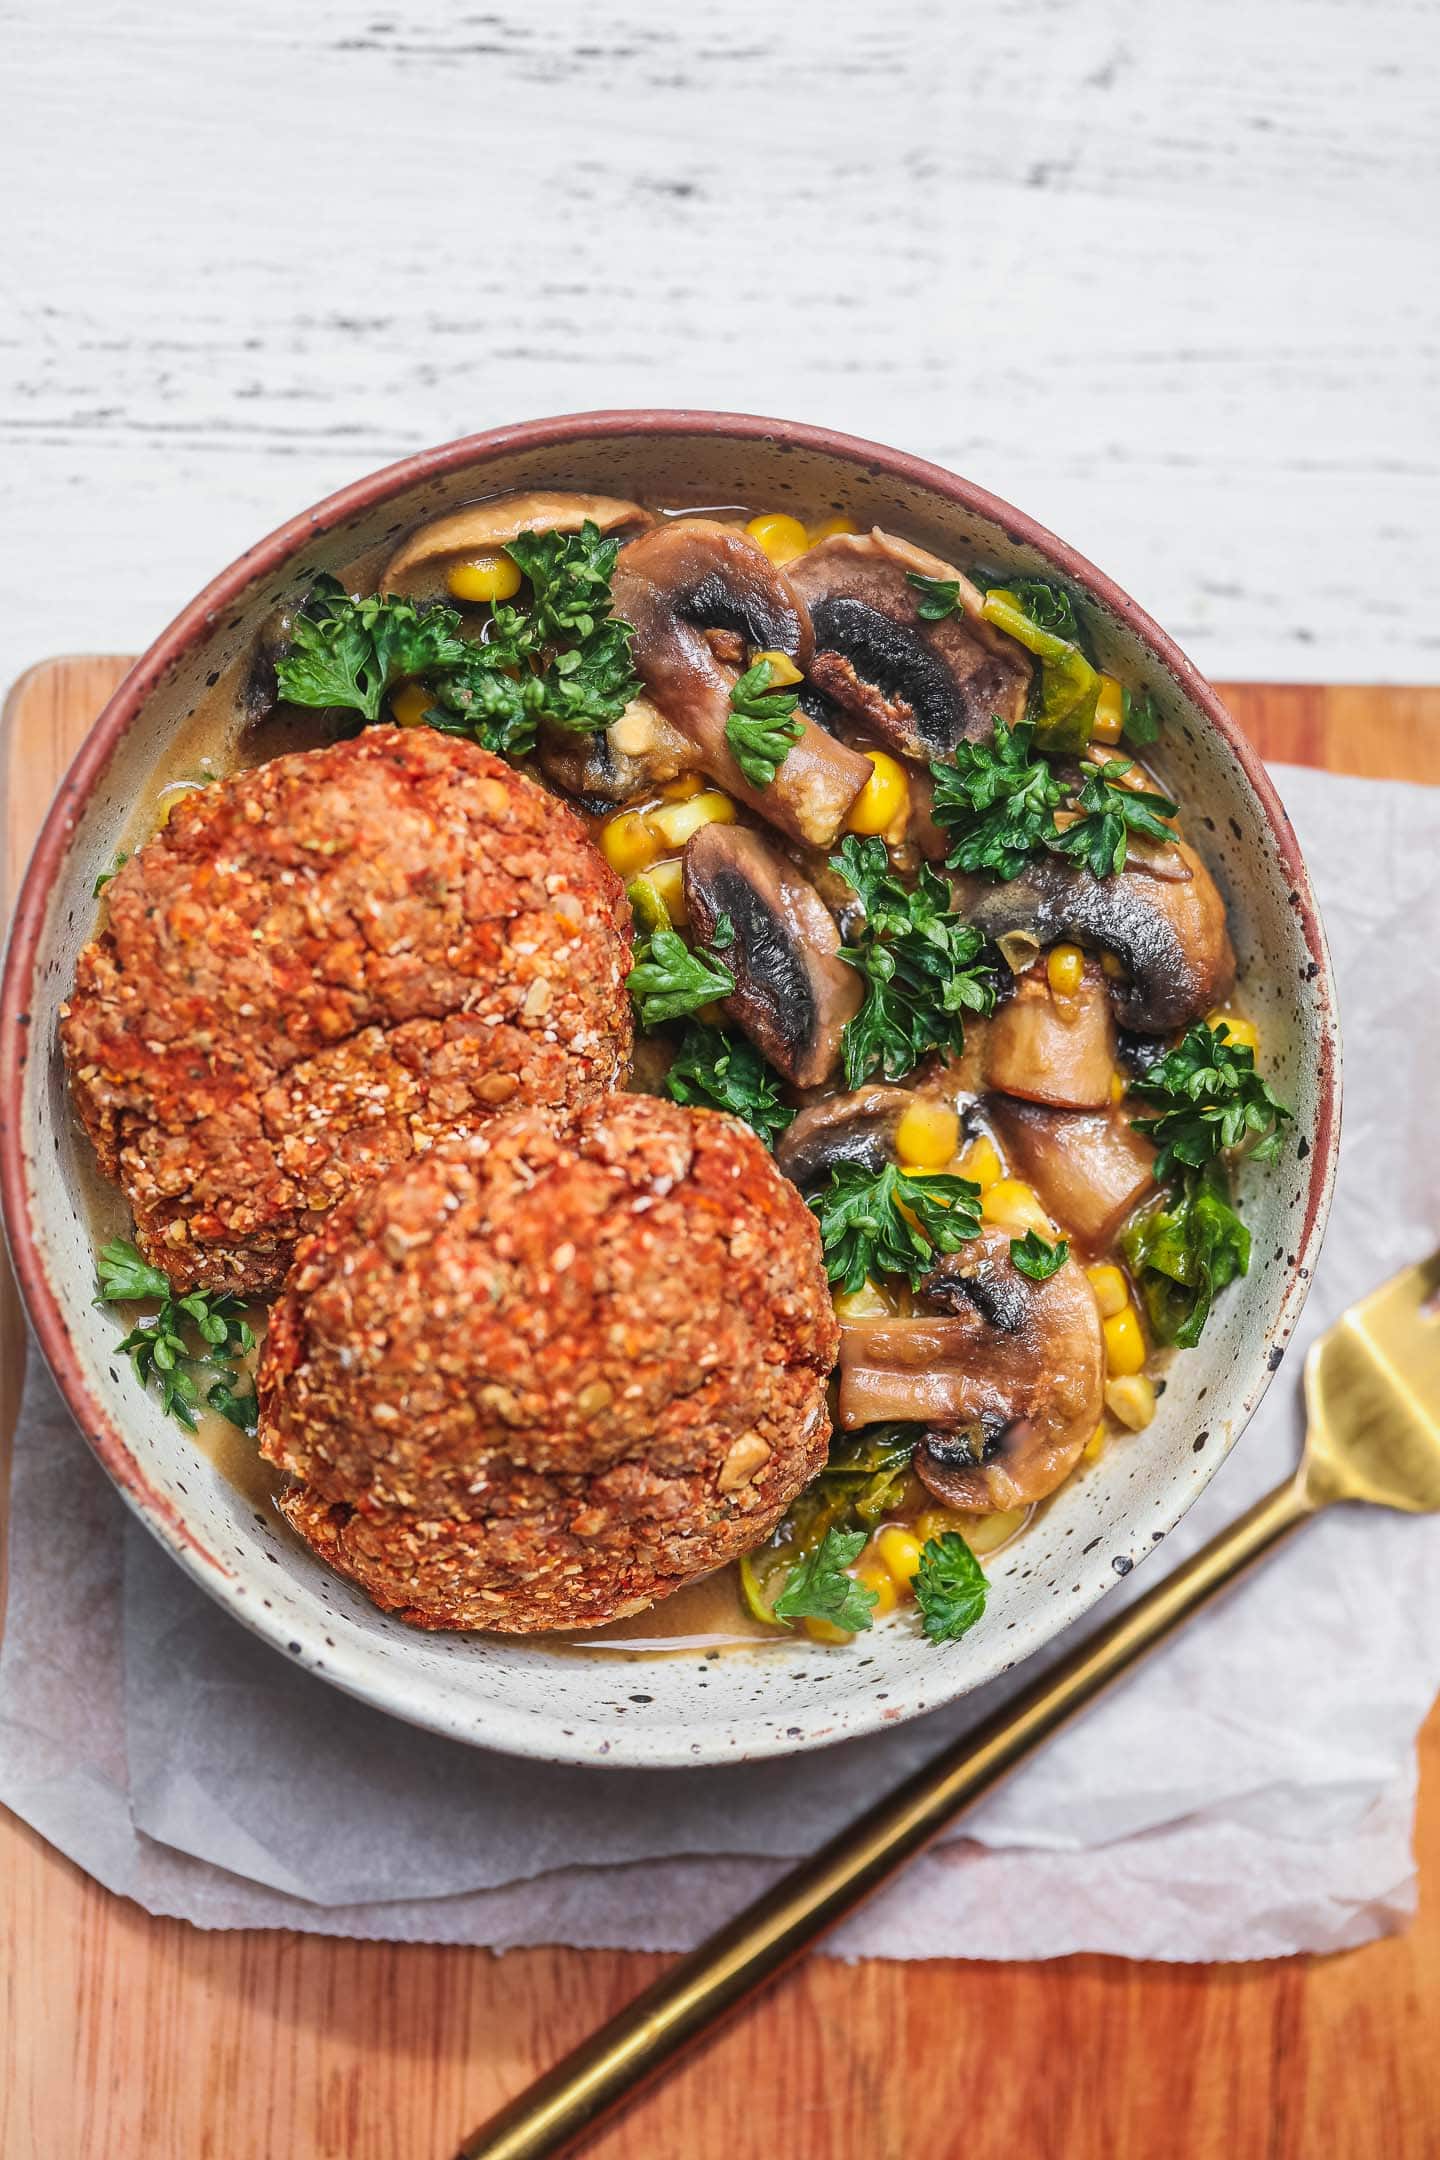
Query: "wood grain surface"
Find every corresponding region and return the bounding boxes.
[4,0,1438,702]
[2,661,1438,2160]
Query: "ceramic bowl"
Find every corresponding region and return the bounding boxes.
[0,412,1339,1767]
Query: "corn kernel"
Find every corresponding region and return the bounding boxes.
[390,680,434,730]
[956,1134,1002,1191]
[745,513,810,567]
[854,1562,898,1617]
[1103,1304,1147,1377]
[658,771,706,802]
[894,1099,961,1169]
[1101,952,1127,980]
[844,749,911,837]
[1106,1374,1157,1431]
[914,1508,960,1549]
[833,1278,893,1320]
[964,1507,1027,1555]
[750,647,804,688]
[1046,942,1085,998]
[1109,1071,1127,1103]
[1093,674,1125,745]
[600,810,661,880]
[804,1616,853,1645]
[809,515,858,540]
[875,1526,924,1587]
[1083,1422,1108,1462]
[982,1178,1053,1237]
[1206,1010,1260,1056]
[645,790,738,849]
[1086,1263,1130,1319]
[447,552,523,604]
[644,856,687,926]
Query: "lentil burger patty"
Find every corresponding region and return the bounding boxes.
[61,727,632,1294]
[258,1095,839,1632]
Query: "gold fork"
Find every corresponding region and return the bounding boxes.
[457,1257,1440,2160]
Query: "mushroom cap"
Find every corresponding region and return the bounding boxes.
[683,821,862,1090]
[951,835,1236,1034]
[380,491,652,597]
[836,1226,1105,1510]
[612,521,873,848]
[774,1084,918,1185]
[787,530,1032,762]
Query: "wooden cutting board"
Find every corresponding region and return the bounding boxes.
[2,661,1438,2160]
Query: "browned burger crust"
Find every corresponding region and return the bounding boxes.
[60,728,633,1294]
[258,1096,839,1632]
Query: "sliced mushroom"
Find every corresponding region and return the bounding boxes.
[786,530,1031,762]
[612,521,872,848]
[836,1227,1105,1510]
[983,958,1116,1110]
[774,1085,918,1185]
[988,1098,1156,1250]
[380,491,652,597]
[951,836,1236,1033]
[534,694,692,806]
[683,823,862,1088]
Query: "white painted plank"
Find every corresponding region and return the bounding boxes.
[2,0,1437,701]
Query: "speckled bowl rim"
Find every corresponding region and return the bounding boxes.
[0,409,1340,1765]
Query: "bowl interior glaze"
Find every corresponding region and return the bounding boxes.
[0,413,1338,1766]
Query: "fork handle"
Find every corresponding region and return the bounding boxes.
[457,1469,1319,2160]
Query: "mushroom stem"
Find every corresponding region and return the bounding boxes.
[612,522,872,849]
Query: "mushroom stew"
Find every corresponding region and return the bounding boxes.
[92,491,1293,1653]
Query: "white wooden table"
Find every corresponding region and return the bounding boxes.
[3,0,1436,704]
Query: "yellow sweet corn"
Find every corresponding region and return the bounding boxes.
[894,1098,961,1169]
[447,553,523,604]
[808,515,858,540]
[956,1134,1003,1191]
[1105,1374,1157,1431]
[1086,1263,1130,1319]
[646,790,738,849]
[874,1526,924,1587]
[1206,1010,1260,1055]
[1103,1304,1147,1377]
[1093,674,1125,745]
[750,647,804,687]
[845,750,910,837]
[854,1563,898,1618]
[390,680,434,729]
[600,811,661,880]
[1046,942,1085,997]
[745,513,809,567]
[982,1179,1053,1237]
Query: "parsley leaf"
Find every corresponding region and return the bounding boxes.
[626,926,736,1029]
[914,1530,988,1642]
[928,719,1064,881]
[810,1160,982,1294]
[724,659,804,787]
[274,525,641,752]
[207,1377,260,1435]
[1051,759,1179,879]
[830,837,996,1087]
[662,1024,794,1148]
[773,1526,878,1633]
[990,577,1088,650]
[93,850,129,897]
[97,1241,256,1434]
[1122,685,1162,746]
[907,572,964,621]
[1120,1170,1250,1348]
[1009,1229,1069,1281]
[275,580,473,722]
[1128,1021,1293,1179]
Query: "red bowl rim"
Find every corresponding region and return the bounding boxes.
[0,409,1340,1739]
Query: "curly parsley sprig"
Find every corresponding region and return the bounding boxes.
[1052,759,1179,879]
[96,1240,257,1434]
[831,837,996,1087]
[274,524,641,757]
[810,1160,982,1295]
[773,1527,879,1633]
[724,658,804,787]
[626,920,736,1029]
[1128,1021,1293,1179]
[914,1530,989,1642]
[662,1024,794,1148]
[929,719,1064,881]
